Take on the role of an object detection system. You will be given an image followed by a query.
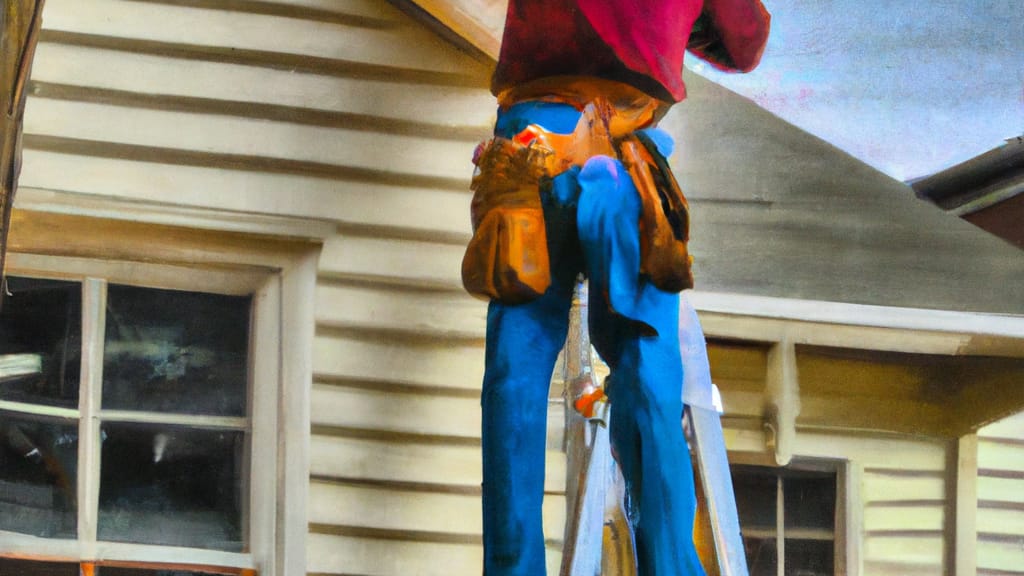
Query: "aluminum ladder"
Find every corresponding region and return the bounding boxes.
[558,284,748,576]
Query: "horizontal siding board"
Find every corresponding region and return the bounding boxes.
[863,534,945,567]
[980,411,1024,440]
[862,560,946,576]
[310,382,565,444]
[30,43,496,128]
[19,152,472,238]
[306,533,562,576]
[318,235,466,290]
[979,476,1024,505]
[794,433,948,471]
[308,481,566,542]
[310,383,481,439]
[43,0,486,75]
[307,533,481,576]
[978,440,1024,474]
[978,507,1024,536]
[191,0,410,20]
[978,539,1024,572]
[862,472,945,503]
[313,333,484,392]
[863,505,944,532]
[315,283,485,339]
[309,434,567,493]
[23,99,476,182]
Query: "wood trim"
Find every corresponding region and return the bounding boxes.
[7,253,270,297]
[96,410,248,429]
[401,0,501,61]
[0,400,78,419]
[8,209,319,271]
[953,434,978,575]
[15,187,337,243]
[276,249,319,576]
[836,461,863,576]
[78,278,105,546]
[2,0,47,293]
[775,476,785,576]
[690,291,1024,341]
[250,275,281,575]
[765,340,799,466]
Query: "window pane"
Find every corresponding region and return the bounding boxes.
[784,538,834,576]
[0,558,79,576]
[102,286,250,417]
[0,411,77,538]
[732,465,777,531]
[98,423,244,551]
[744,537,778,576]
[0,277,81,408]
[784,472,836,533]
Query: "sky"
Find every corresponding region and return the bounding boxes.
[689,0,1024,181]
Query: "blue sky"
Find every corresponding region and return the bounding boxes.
[690,0,1024,181]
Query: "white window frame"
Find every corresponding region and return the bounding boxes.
[0,218,319,576]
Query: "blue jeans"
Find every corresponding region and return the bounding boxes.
[481,102,705,576]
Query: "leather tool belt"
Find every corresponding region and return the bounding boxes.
[462,79,693,304]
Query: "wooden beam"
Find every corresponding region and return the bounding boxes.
[399,0,503,61]
[1,0,46,296]
[952,434,978,576]
[950,360,1024,435]
[764,340,799,465]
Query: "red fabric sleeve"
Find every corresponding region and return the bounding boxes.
[687,0,771,72]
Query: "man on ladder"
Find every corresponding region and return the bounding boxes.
[461,1,771,574]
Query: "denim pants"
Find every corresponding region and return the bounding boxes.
[481,101,705,576]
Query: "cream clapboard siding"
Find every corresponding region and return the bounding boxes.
[718,381,952,576]
[795,433,950,576]
[977,412,1024,576]
[17,0,567,574]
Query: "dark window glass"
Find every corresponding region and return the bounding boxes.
[785,538,834,576]
[733,465,836,576]
[0,411,77,538]
[744,537,778,576]
[732,465,777,531]
[0,277,81,408]
[97,422,245,551]
[102,285,250,417]
[0,558,79,576]
[100,568,215,576]
[784,472,836,532]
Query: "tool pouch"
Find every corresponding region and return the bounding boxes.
[619,131,694,293]
[461,138,553,304]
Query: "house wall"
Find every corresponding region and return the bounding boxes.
[15,0,573,574]
[15,2,1023,576]
[710,351,953,576]
[976,412,1024,575]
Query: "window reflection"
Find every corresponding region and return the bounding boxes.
[0,277,81,408]
[102,285,250,417]
[98,423,245,551]
[0,411,77,537]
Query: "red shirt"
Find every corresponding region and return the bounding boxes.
[492,0,771,103]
